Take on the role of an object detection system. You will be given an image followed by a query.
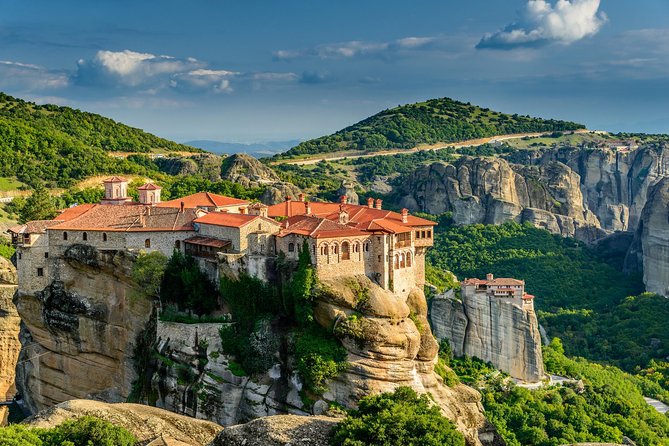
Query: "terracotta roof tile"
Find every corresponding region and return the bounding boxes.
[50,205,197,232]
[157,192,249,209]
[138,183,161,190]
[195,212,276,229]
[8,220,62,234]
[184,236,232,248]
[104,176,128,183]
[278,215,366,239]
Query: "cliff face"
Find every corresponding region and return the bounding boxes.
[313,275,500,446]
[0,257,18,425]
[220,153,303,205]
[625,178,669,296]
[396,144,669,240]
[430,290,544,383]
[14,247,153,413]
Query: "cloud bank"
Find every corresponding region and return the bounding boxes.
[477,0,607,50]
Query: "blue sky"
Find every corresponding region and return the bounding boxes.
[1,0,669,142]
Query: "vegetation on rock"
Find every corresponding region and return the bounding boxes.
[279,97,584,158]
[330,386,465,446]
[160,250,219,316]
[0,416,137,446]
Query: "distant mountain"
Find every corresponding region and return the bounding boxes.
[278,97,585,158]
[0,92,200,187]
[185,139,302,158]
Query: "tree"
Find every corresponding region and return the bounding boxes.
[38,416,136,446]
[19,183,57,223]
[331,387,465,446]
[132,251,168,297]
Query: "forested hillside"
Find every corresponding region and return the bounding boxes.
[0,93,199,187]
[279,97,584,158]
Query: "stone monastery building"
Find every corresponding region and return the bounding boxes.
[461,273,535,309]
[10,177,436,298]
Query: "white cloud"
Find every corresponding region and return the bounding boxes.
[273,36,452,60]
[478,0,607,50]
[0,60,69,91]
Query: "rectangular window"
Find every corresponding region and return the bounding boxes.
[427,230,432,238]
[416,230,421,239]
[37,267,44,277]
[44,252,49,259]
[378,255,381,262]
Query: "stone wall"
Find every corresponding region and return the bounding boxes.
[430,291,544,383]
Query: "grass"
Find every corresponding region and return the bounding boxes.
[0,177,25,192]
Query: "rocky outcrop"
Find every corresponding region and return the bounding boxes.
[313,275,499,446]
[396,144,669,240]
[0,257,18,425]
[625,178,669,296]
[210,415,338,446]
[156,154,224,182]
[397,157,605,241]
[25,399,222,445]
[336,180,359,205]
[430,290,544,383]
[220,153,304,205]
[14,248,153,414]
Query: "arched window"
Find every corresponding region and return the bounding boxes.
[341,242,350,260]
[175,240,180,249]
[63,232,68,241]
[394,254,399,270]
[320,244,329,256]
[288,243,295,252]
[353,242,359,253]
[312,244,316,255]
[102,233,108,242]
[365,243,369,252]
[400,253,406,268]
[406,252,412,267]
[82,232,88,241]
[145,238,151,248]
[258,223,262,231]
[333,243,338,255]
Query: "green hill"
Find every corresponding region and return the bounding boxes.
[279,97,585,158]
[0,92,200,187]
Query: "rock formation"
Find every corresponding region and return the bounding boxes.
[336,180,359,205]
[220,153,304,205]
[313,275,500,445]
[156,154,224,182]
[210,414,338,446]
[0,257,18,425]
[430,290,544,383]
[395,144,669,241]
[25,399,222,445]
[625,178,669,296]
[14,247,153,413]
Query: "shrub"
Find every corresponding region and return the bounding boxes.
[0,416,137,446]
[331,387,465,446]
[132,250,168,297]
[295,325,349,394]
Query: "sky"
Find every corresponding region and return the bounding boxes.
[1,0,669,143]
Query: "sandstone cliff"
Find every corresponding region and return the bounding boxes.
[220,153,303,205]
[313,275,500,446]
[430,290,544,383]
[210,414,337,446]
[14,246,153,413]
[0,257,18,425]
[395,144,669,241]
[625,177,669,296]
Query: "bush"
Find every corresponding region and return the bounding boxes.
[331,387,465,446]
[0,416,137,446]
[161,250,219,315]
[294,325,349,394]
[132,251,168,297]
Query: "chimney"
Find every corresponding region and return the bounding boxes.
[367,197,374,208]
[375,199,383,210]
[305,201,312,215]
[340,195,347,205]
[298,193,305,202]
[401,208,408,223]
[486,273,494,282]
[239,207,246,214]
[285,196,292,201]
[180,201,185,213]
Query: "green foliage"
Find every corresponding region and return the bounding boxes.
[279,97,584,158]
[58,187,105,207]
[0,416,137,446]
[0,92,198,187]
[0,238,15,259]
[330,387,465,446]
[18,183,57,223]
[479,341,669,446]
[160,250,219,315]
[291,242,316,326]
[163,175,264,201]
[427,221,656,371]
[350,149,456,184]
[294,325,349,394]
[425,264,459,295]
[131,251,168,297]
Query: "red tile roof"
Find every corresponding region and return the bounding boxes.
[49,205,198,232]
[157,192,249,209]
[194,212,278,229]
[462,277,525,287]
[8,220,61,235]
[184,236,232,248]
[278,215,366,239]
[104,176,127,183]
[138,183,161,190]
[267,200,435,235]
[57,204,96,221]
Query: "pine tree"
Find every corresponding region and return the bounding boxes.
[19,183,57,223]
